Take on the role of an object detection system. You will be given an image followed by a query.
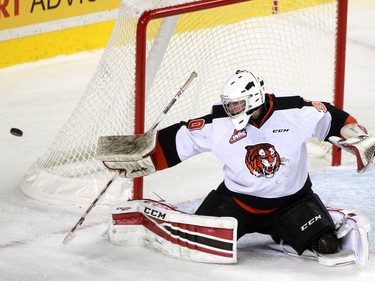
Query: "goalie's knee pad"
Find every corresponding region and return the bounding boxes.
[310,230,342,254]
[275,193,335,255]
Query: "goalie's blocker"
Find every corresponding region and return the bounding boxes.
[96,129,158,178]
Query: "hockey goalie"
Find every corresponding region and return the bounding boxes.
[97,70,374,266]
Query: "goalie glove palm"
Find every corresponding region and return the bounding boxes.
[329,135,375,173]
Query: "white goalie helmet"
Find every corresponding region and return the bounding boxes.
[221,70,265,130]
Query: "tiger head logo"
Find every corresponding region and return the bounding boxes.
[245,143,281,178]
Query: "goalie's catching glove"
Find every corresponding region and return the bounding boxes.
[96,129,158,178]
[329,124,375,173]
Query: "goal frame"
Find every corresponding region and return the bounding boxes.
[132,0,349,199]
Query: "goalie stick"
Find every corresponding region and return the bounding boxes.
[62,171,119,245]
[62,71,198,245]
[151,71,197,130]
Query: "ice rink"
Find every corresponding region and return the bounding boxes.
[1,1,375,280]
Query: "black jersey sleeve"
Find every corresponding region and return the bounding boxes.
[157,121,187,167]
[321,102,353,141]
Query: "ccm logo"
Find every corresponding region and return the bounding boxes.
[144,207,166,219]
[273,129,289,133]
[301,215,322,231]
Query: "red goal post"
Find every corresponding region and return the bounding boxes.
[21,0,349,205]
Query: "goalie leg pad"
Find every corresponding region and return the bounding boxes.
[327,207,371,265]
[108,199,238,264]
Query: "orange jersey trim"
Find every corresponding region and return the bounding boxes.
[151,140,169,171]
[344,115,357,126]
[249,94,274,128]
[232,196,278,214]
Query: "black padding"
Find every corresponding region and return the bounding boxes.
[275,193,335,255]
[195,190,223,216]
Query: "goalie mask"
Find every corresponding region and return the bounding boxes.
[221,70,265,130]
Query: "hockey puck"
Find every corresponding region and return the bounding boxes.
[10,128,23,137]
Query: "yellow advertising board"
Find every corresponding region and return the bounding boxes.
[1,0,120,30]
[0,0,121,68]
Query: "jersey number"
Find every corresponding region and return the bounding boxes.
[188,119,205,130]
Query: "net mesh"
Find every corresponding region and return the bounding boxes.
[21,0,340,205]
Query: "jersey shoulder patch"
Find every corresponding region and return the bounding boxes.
[185,104,227,131]
[310,101,328,113]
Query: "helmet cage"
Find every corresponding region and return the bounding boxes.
[221,95,249,118]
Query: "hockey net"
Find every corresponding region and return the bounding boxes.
[21,0,347,205]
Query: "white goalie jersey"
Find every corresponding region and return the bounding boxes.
[152,93,357,209]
